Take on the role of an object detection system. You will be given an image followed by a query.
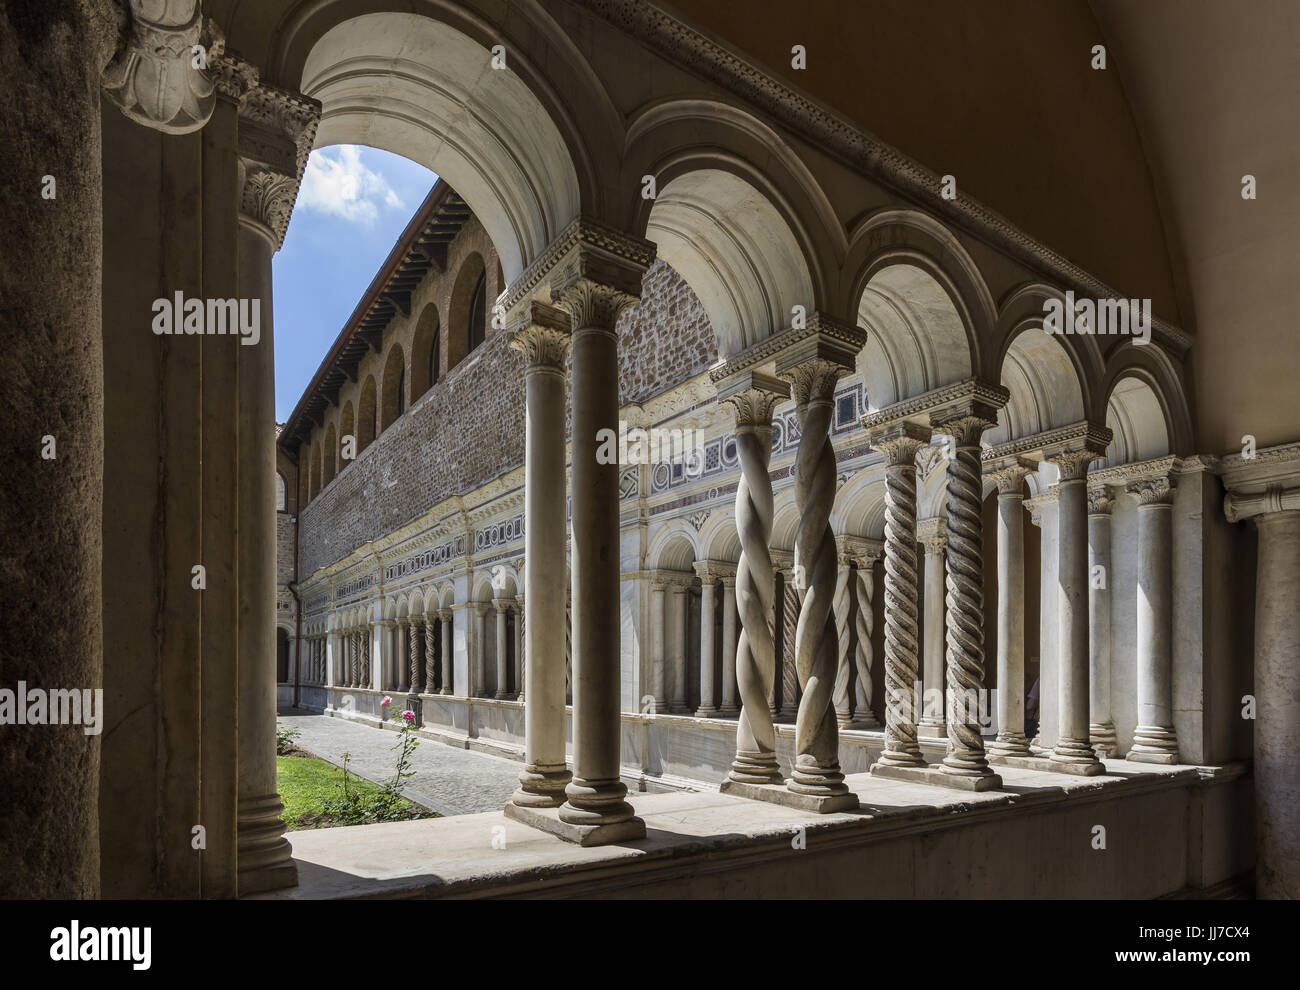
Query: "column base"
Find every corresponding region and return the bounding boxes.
[1089,721,1118,759]
[719,704,741,717]
[988,753,1105,776]
[237,793,298,895]
[1127,749,1179,765]
[917,719,947,740]
[510,764,572,808]
[987,731,1032,758]
[1129,726,1179,764]
[695,705,721,718]
[504,801,646,847]
[669,702,691,715]
[721,778,859,814]
[870,762,1003,792]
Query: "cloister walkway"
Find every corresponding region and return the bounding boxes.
[279,712,521,816]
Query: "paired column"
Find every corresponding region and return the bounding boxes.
[1048,450,1104,773]
[695,564,719,716]
[775,321,863,809]
[1087,486,1118,756]
[916,519,947,737]
[1127,476,1180,764]
[716,372,787,787]
[987,462,1033,757]
[869,423,930,767]
[851,553,882,728]
[719,575,740,717]
[832,548,855,726]
[507,303,572,808]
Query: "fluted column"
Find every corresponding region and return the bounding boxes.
[1087,486,1118,756]
[1049,449,1104,773]
[424,615,438,695]
[869,423,930,767]
[932,397,1004,785]
[719,574,740,717]
[717,371,787,786]
[851,552,882,728]
[439,610,453,695]
[832,549,855,726]
[695,565,719,716]
[917,520,947,736]
[554,255,650,840]
[987,462,1033,757]
[494,600,510,699]
[1127,476,1180,764]
[649,578,667,713]
[776,321,863,810]
[669,583,689,714]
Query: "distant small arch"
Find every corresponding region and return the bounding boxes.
[358,375,377,450]
[411,303,441,401]
[381,344,406,432]
[449,253,487,368]
[275,471,287,512]
[323,422,337,486]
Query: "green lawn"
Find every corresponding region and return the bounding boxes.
[277,755,437,830]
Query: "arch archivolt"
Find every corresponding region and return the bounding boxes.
[646,523,700,572]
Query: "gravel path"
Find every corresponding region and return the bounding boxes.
[278,712,521,816]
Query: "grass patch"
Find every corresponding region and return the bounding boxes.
[277,755,438,831]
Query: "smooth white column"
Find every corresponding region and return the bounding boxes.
[669,583,689,714]
[1128,477,1179,764]
[494,600,510,699]
[695,566,719,716]
[1087,487,1118,756]
[719,575,740,717]
[1026,487,1060,747]
[439,610,453,695]
[1050,451,1102,771]
[917,520,947,736]
[649,578,666,713]
[988,464,1032,757]
[514,598,525,702]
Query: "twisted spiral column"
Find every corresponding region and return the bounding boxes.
[853,556,881,727]
[832,552,854,725]
[424,615,438,694]
[785,360,850,796]
[349,629,360,689]
[936,414,998,779]
[869,423,929,767]
[409,616,424,694]
[724,385,784,783]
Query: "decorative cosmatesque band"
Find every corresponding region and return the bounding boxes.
[569,0,1191,355]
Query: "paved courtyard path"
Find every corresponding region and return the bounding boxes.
[278,712,521,816]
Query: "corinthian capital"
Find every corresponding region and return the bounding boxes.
[1128,477,1174,506]
[102,1,221,134]
[868,421,931,466]
[773,314,866,405]
[713,369,789,429]
[509,301,572,369]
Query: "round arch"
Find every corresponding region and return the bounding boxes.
[987,322,1088,446]
[410,303,441,400]
[380,344,406,432]
[357,375,377,450]
[1098,373,1171,467]
[448,254,487,368]
[646,525,700,572]
[339,400,354,460]
[323,422,337,485]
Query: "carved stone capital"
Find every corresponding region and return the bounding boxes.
[989,459,1035,495]
[1087,485,1115,515]
[713,369,789,429]
[916,516,946,550]
[102,0,219,134]
[1128,477,1173,506]
[773,315,866,405]
[210,52,258,104]
[1048,440,1106,480]
[869,421,931,466]
[509,301,572,369]
[1224,486,1300,523]
[237,162,297,242]
[438,610,452,622]
[234,82,321,248]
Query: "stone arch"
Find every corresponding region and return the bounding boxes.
[322,422,337,486]
[771,497,800,553]
[700,514,742,564]
[275,471,287,512]
[410,302,441,401]
[1098,373,1172,467]
[833,469,887,540]
[448,253,487,368]
[358,375,377,450]
[437,584,456,611]
[647,526,700,572]
[292,9,591,281]
[987,320,1089,446]
[380,344,406,432]
[845,210,994,410]
[639,168,817,360]
[309,441,321,500]
[339,400,354,462]
[1095,344,1193,462]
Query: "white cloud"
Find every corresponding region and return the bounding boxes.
[297,146,404,224]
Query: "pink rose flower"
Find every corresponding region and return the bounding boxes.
[381,695,393,707]
[402,710,416,723]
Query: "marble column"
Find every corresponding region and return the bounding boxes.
[933,402,1001,783]
[718,371,787,785]
[917,520,947,737]
[669,583,690,714]
[649,578,667,713]
[1127,476,1180,764]
[494,600,510,699]
[475,604,489,697]
[439,610,453,695]
[1025,487,1060,747]
[514,598,525,702]
[1049,450,1104,772]
[832,550,855,726]
[869,423,930,767]
[778,575,801,722]
[987,463,1033,757]
[695,565,719,716]
[776,323,863,809]
[349,629,360,689]
[851,555,882,729]
[1225,475,1300,899]
[363,623,375,691]
[1087,486,1118,756]
[424,615,438,695]
[719,575,740,717]
[555,263,647,839]
[409,616,424,695]
[395,619,409,693]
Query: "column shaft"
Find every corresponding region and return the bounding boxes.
[720,577,740,716]
[1129,479,1179,763]
[696,576,719,716]
[1051,458,1101,769]
[989,469,1031,757]
[1088,491,1118,755]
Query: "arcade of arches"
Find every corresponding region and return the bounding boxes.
[4,0,1298,900]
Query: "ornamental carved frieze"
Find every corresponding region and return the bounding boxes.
[102,0,220,134]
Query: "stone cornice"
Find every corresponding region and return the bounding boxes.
[1219,441,1300,490]
[1087,454,1178,490]
[694,559,738,580]
[572,0,1192,355]
[860,378,1009,434]
[835,534,883,565]
[982,420,1111,470]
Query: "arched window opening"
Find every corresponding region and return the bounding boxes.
[276,628,290,683]
[468,270,487,351]
[358,376,377,451]
[380,345,406,432]
[396,365,406,416]
[430,330,440,387]
[275,471,287,512]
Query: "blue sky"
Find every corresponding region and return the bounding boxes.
[273,146,437,422]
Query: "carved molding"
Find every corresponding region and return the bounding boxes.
[509,301,573,368]
[1127,477,1173,507]
[860,377,1009,434]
